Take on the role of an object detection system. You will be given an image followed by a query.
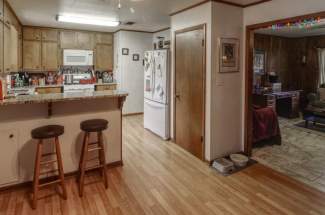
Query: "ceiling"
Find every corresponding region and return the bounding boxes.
[8,0,269,32]
[255,19,325,38]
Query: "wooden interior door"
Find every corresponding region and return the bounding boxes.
[175,25,205,160]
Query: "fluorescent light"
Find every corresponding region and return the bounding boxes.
[57,15,120,27]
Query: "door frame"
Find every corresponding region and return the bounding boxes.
[244,11,325,155]
[174,24,207,160]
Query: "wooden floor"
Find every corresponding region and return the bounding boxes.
[1,115,325,215]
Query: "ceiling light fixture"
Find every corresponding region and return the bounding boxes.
[57,15,120,27]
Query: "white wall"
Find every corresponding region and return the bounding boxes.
[244,0,325,26]
[114,31,153,114]
[171,2,213,161]
[211,2,243,159]
[171,2,244,161]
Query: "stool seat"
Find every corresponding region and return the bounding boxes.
[32,125,64,139]
[80,119,108,132]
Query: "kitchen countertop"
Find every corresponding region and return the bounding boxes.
[0,90,128,106]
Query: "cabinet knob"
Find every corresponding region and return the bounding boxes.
[9,134,14,139]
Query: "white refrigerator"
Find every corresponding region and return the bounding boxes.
[144,50,170,140]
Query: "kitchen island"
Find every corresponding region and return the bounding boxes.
[0,90,128,188]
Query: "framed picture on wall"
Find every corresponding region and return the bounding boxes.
[253,49,266,74]
[219,38,240,73]
[122,48,129,55]
[133,54,140,61]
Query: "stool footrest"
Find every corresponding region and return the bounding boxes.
[85,164,104,172]
[42,152,56,158]
[40,169,58,176]
[88,147,102,152]
[89,142,99,146]
[39,179,61,188]
[40,159,57,165]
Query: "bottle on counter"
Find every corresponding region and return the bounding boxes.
[0,75,7,100]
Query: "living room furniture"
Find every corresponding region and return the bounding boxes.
[253,106,281,144]
[304,105,325,128]
[253,91,301,119]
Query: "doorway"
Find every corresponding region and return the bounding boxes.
[245,11,325,192]
[174,24,206,160]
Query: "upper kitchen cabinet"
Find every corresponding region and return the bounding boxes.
[4,24,18,73]
[60,31,94,50]
[60,30,76,49]
[0,0,3,19]
[41,28,58,42]
[23,27,41,41]
[23,40,41,70]
[95,44,113,70]
[42,42,58,71]
[76,32,93,50]
[95,33,113,45]
[0,21,3,74]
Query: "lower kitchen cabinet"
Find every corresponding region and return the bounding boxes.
[0,129,19,186]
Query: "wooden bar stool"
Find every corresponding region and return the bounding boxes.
[31,125,67,209]
[78,119,109,197]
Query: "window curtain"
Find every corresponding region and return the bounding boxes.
[318,49,325,86]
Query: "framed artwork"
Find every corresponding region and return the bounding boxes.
[133,54,140,61]
[219,38,240,73]
[253,49,266,74]
[122,48,129,55]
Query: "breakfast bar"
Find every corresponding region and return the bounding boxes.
[0,90,128,188]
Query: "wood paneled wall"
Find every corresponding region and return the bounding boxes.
[254,33,325,94]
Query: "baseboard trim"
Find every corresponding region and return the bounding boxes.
[0,160,123,192]
[123,112,144,117]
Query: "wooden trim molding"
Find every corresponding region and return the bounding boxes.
[170,0,272,16]
[123,112,144,117]
[0,161,123,192]
[152,27,171,34]
[244,11,325,156]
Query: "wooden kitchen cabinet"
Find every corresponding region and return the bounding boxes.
[42,41,58,71]
[23,40,41,70]
[0,21,3,73]
[60,30,76,49]
[76,32,93,49]
[0,0,3,19]
[95,44,113,70]
[23,27,41,41]
[0,129,19,186]
[4,23,18,73]
[95,33,113,44]
[41,28,58,42]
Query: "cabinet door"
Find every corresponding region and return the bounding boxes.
[3,23,11,73]
[0,129,19,186]
[41,29,58,42]
[76,32,93,49]
[23,27,41,41]
[0,21,3,73]
[9,25,18,72]
[23,40,41,70]
[95,33,113,45]
[42,42,58,71]
[0,0,3,19]
[95,44,113,70]
[60,31,76,49]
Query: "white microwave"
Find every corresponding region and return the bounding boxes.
[63,49,94,66]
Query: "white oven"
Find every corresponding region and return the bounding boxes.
[63,49,94,66]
